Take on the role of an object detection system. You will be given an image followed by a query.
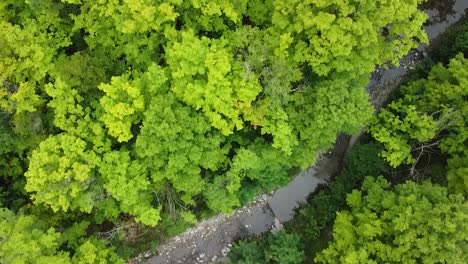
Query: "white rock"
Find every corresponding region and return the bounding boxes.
[274,217,281,228]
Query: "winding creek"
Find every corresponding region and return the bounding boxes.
[141,2,468,263]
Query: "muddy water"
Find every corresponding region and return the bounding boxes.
[144,2,467,263]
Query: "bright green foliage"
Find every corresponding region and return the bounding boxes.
[0,18,69,83]
[316,176,468,264]
[25,134,101,213]
[97,64,170,143]
[0,208,124,264]
[227,141,292,192]
[69,0,176,69]
[203,176,241,213]
[288,74,373,169]
[9,82,44,115]
[186,0,247,24]
[369,102,437,167]
[272,0,428,76]
[0,208,71,264]
[166,30,262,135]
[136,91,227,207]
[100,151,161,226]
[71,238,124,264]
[98,74,145,142]
[176,0,248,33]
[1,0,430,259]
[369,54,468,193]
[45,78,110,152]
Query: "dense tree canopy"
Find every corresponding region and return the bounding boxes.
[316,176,467,264]
[0,208,123,264]
[0,0,431,261]
[228,17,468,263]
[369,54,468,194]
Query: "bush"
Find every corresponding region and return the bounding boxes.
[230,230,304,264]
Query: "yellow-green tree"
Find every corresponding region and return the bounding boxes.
[316,176,468,263]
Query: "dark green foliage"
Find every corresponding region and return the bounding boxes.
[230,143,388,262]
[430,16,468,63]
[263,230,304,264]
[369,54,468,194]
[230,230,304,264]
[229,241,264,264]
[288,143,386,242]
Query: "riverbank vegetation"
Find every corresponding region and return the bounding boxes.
[1,1,464,263]
[229,14,467,264]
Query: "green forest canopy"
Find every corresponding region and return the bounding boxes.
[316,176,467,264]
[0,0,430,262]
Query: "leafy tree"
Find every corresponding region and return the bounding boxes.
[290,143,387,242]
[165,30,262,135]
[0,0,431,259]
[316,176,468,264]
[230,230,304,264]
[226,140,292,193]
[263,230,304,264]
[98,74,145,142]
[369,54,468,193]
[226,27,301,154]
[69,0,176,70]
[229,240,264,264]
[0,208,71,264]
[288,74,374,169]
[0,208,124,264]
[24,133,101,213]
[99,151,161,226]
[136,91,227,208]
[271,0,428,76]
[71,238,124,264]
